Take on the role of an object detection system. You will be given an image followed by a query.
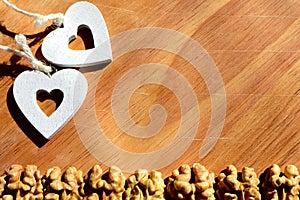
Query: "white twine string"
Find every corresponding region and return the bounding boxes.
[0,34,53,74]
[2,0,64,27]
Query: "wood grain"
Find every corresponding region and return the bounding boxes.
[0,0,299,178]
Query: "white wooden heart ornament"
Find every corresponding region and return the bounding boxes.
[41,1,112,67]
[13,69,88,139]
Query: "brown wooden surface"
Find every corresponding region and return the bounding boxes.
[0,0,299,177]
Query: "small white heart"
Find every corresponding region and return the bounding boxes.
[42,1,112,67]
[13,69,88,139]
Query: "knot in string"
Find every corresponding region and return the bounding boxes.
[34,13,64,27]
[2,0,64,27]
[14,34,52,74]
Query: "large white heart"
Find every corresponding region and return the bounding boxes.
[41,1,112,67]
[13,69,88,139]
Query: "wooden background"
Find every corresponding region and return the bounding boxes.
[0,0,299,177]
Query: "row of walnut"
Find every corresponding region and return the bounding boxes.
[0,163,299,200]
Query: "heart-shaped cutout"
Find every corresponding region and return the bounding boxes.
[68,26,95,50]
[41,1,112,67]
[36,89,64,117]
[13,69,88,139]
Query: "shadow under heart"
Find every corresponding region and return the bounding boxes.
[7,86,51,147]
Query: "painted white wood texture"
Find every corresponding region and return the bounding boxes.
[13,69,88,139]
[41,1,112,68]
